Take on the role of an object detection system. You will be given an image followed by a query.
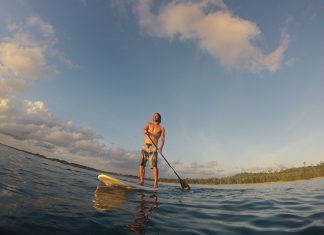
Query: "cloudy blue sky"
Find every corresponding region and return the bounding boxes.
[0,0,323,178]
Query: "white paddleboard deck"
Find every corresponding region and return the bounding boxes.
[98,174,158,192]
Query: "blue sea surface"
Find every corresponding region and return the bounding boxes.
[1,144,324,235]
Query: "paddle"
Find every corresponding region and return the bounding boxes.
[146,134,190,192]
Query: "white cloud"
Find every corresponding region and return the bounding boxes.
[168,159,221,178]
[48,49,79,69]
[75,139,104,151]
[256,29,290,72]
[26,16,54,38]
[0,96,145,176]
[25,100,49,114]
[135,0,289,73]
[0,27,44,97]
[0,79,33,96]
[0,98,9,109]
[0,16,78,98]
[0,36,46,96]
[0,42,45,78]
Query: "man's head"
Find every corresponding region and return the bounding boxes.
[153,113,161,124]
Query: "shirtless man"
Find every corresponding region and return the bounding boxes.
[138,113,165,188]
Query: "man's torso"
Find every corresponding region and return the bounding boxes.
[144,122,163,145]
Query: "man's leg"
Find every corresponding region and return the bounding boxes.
[139,165,145,185]
[153,166,158,188]
[139,150,147,185]
[151,152,158,188]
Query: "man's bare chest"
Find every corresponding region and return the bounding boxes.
[149,124,162,135]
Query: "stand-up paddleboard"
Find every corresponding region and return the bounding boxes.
[98,174,158,192]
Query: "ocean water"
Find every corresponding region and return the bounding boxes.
[1,144,324,235]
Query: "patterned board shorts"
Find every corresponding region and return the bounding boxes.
[139,144,158,169]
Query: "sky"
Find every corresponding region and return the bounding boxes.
[0,0,323,179]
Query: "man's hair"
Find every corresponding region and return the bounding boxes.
[154,113,161,124]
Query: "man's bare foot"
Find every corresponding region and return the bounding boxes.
[137,182,144,186]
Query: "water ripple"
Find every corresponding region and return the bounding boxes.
[1,144,324,235]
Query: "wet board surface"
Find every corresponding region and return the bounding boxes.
[98,174,158,192]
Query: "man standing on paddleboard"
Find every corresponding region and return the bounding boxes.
[139,113,165,188]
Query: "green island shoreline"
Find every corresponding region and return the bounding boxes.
[1,142,324,185]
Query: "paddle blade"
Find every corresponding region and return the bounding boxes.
[180,179,190,192]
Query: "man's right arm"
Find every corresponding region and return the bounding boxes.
[143,122,149,135]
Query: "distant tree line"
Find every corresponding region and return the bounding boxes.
[1,142,323,185]
[160,162,324,185]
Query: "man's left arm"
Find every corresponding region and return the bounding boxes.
[158,127,165,153]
